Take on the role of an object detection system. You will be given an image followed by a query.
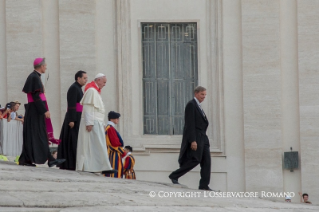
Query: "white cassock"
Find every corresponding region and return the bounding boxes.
[76,87,113,172]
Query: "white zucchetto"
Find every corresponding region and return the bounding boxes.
[94,73,106,79]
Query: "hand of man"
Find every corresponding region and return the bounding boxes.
[44,111,50,119]
[86,125,93,132]
[191,141,197,151]
[69,122,74,128]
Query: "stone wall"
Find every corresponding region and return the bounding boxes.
[298,0,319,203]
[0,0,318,203]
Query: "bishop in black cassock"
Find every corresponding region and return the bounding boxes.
[19,58,65,167]
[57,71,87,170]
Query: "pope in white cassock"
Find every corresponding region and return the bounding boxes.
[76,73,117,174]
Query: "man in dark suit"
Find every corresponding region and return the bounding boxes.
[169,86,212,190]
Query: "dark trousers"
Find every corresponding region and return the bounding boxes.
[169,142,211,189]
[48,149,55,162]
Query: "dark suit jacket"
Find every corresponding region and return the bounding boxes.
[178,99,209,165]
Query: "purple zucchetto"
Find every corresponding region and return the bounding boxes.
[33,58,44,66]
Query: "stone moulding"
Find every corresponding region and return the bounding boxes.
[115,0,224,154]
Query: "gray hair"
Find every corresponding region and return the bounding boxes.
[34,58,46,69]
[194,86,206,94]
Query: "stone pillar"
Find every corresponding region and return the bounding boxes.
[42,0,61,135]
[114,0,132,136]
[96,0,117,112]
[59,0,96,123]
[223,0,245,191]
[280,0,301,202]
[6,0,43,109]
[242,0,283,194]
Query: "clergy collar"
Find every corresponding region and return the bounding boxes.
[34,70,42,76]
[194,97,201,106]
[107,121,115,127]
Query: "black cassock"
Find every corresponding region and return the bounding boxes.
[57,82,83,170]
[169,99,211,189]
[19,71,54,165]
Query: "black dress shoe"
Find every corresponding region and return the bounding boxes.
[199,187,214,191]
[169,176,179,184]
[19,163,36,167]
[102,169,118,174]
[48,159,66,167]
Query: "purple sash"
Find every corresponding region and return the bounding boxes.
[67,103,83,113]
[76,103,83,112]
[27,93,61,145]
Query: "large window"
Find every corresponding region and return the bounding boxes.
[142,23,198,135]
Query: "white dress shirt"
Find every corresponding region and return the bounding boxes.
[194,97,206,118]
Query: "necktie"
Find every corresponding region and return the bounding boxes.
[198,104,206,118]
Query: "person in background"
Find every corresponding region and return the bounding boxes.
[52,151,57,159]
[105,111,126,178]
[123,145,136,180]
[6,102,15,122]
[8,101,24,123]
[0,103,12,120]
[299,192,312,204]
[285,196,291,202]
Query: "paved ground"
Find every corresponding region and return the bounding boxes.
[0,160,318,212]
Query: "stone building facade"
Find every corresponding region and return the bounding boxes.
[0,0,318,203]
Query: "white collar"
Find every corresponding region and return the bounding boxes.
[194,97,201,106]
[122,152,131,161]
[107,121,115,127]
